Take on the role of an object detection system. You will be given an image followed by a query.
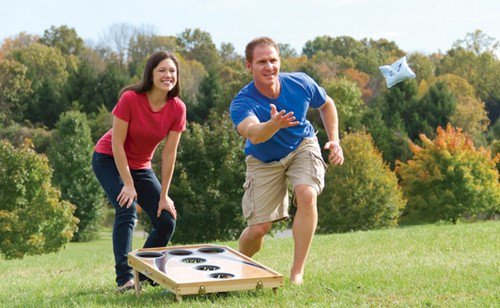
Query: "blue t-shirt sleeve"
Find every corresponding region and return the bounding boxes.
[230,94,256,127]
[301,73,327,108]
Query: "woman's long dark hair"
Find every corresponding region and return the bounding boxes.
[119,51,181,99]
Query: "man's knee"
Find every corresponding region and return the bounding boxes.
[246,222,272,238]
[294,184,317,206]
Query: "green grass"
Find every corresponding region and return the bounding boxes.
[1,221,499,307]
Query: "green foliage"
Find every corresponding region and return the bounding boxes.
[168,112,246,243]
[396,124,500,223]
[363,81,418,166]
[176,28,220,71]
[190,69,221,122]
[47,111,103,241]
[9,43,71,127]
[0,60,32,121]
[0,140,78,259]
[96,60,131,111]
[0,121,52,153]
[38,25,85,56]
[323,78,365,132]
[405,82,457,140]
[318,131,406,233]
[88,105,112,143]
[438,41,500,123]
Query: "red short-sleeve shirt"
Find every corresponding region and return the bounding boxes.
[94,91,186,170]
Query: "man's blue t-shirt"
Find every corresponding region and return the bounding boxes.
[229,72,327,163]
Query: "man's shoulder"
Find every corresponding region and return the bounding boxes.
[280,72,313,84]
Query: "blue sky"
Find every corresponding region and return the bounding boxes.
[1,0,499,56]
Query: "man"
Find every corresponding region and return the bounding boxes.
[229,37,344,285]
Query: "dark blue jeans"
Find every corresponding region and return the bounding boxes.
[91,152,176,286]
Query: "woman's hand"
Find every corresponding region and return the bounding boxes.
[117,185,137,208]
[157,195,177,220]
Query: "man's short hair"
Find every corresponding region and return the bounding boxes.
[245,37,280,63]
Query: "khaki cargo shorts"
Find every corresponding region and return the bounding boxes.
[242,137,327,225]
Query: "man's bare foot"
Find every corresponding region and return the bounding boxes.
[290,272,304,285]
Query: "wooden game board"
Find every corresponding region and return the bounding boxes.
[128,244,283,301]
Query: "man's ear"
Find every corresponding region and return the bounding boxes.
[245,61,252,72]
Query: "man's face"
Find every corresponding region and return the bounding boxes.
[246,45,280,87]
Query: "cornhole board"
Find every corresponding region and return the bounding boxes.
[128,244,283,302]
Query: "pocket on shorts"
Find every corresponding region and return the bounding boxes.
[309,150,327,192]
[242,176,254,219]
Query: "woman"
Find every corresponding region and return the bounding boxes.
[92,51,186,292]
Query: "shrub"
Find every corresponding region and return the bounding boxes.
[396,124,500,223]
[318,131,406,233]
[48,111,103,241]
[166,112,247,243]
[0,140,78,259]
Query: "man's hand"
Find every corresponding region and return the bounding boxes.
[269,103,299,129]
[324,141,344,165]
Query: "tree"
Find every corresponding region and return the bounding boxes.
[99,23,137,65]
[302,35,363,59]
[322,78,365,133]
[191,69,221,122]
[47,111,103,241]
[405,82,457,140]
[363,80,418,166]
[452,29,499,55]
[39,25,84,56]
[438,38,500,123]
[408,52,435,82]
[177,28,220,71]
[318,131,405,233]
[0,140,78,259]
[128,34,178,77]
[167,112,246,243]
[96,58,131,111]
[219,42,240,62]
[396,124,500,223]
[278,43,298,58]
[0,60,32,121]
[9,43,72,127]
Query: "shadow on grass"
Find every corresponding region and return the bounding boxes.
[61,284,258,305]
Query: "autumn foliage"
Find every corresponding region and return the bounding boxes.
[396,124,500,223]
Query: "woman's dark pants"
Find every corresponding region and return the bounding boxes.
[92,152,176,286]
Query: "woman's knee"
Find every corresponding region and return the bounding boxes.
[155,212,176,233]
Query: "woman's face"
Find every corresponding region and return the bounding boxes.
[152,58,177,93]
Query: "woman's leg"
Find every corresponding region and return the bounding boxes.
[132,169,176,248]
[92,152,137,286]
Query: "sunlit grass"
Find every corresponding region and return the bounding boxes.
[1,221,498,307]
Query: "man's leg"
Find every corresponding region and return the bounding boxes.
[238,222,272,257]
[291,184,318,285]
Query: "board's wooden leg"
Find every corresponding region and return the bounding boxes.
[273,287,278,295]
[133,269,141,296]
[175,294,182,303]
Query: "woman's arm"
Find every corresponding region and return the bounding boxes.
[111,116,137,207]
[157,130,182,219]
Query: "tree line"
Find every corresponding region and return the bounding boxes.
[0,25,498,259]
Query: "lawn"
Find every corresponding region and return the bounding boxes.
[1,221,498,307]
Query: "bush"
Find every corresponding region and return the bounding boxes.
[48,111,103,241]
[396,124,500,223]
[0,140,78,259]
[318,131,406,233]
[166,112,247,243]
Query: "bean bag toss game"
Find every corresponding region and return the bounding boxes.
[128,244,283,301]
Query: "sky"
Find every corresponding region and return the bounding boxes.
[1,0,499,56]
